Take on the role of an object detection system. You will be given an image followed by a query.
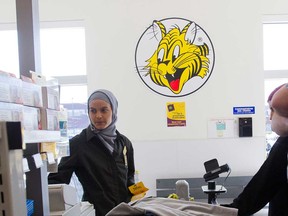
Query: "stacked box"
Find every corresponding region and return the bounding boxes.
[0,72,23,104]
[0,102,23,122]
[42,86,60,111]
[22,81,43,108]
[0,102,42,131]
[22,106,41,130]
[41,108,60,131]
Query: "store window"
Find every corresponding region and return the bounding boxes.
[0,21,89,139]
[39,22,89,138]
[263,19,288,153]
[263,22,288,70]
[40,23,87,199]
[0,28,19,74]
[40,25,87,77]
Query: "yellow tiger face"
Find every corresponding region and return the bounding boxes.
[144,21,210,94]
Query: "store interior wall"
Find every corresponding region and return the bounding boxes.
[1,0,287,196]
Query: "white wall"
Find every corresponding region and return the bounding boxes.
[1,0,287,196]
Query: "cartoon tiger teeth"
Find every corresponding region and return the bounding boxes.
[144,20,210,94]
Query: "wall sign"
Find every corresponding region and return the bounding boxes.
[166,102,186,127]
[135,17,215,97]
[207,119,236,138]
[233,106,255,115]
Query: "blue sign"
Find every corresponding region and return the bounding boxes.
[233,106,255,115]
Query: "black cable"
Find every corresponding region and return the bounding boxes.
[219,168,231,191]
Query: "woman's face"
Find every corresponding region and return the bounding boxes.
[89,99,113,130]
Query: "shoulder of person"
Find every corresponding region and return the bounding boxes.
[116,130,133,146]
[69,128,87,143]
[269,136,288,155]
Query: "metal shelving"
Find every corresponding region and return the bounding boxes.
[23,130,61,216]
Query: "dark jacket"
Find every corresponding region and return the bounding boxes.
[48,126,135,216]
[222,136,288,216]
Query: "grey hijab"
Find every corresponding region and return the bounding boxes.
[88,89,118,153]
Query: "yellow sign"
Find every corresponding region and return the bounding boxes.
[166,102,186,127]
[128,181,149,201]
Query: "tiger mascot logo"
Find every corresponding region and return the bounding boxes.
[135,18,215,97]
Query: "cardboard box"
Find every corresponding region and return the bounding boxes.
[22,105,41,130]
[41,108,60,131]
[22,81,43,108]
[42,86,60,110]
[0,71,23,104]
[0,102,41,131]
[0,101,23,122]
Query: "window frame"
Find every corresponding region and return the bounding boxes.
[0,20,87,87]
[263,15,288,152]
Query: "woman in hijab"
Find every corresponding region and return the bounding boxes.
[48,89,135,216]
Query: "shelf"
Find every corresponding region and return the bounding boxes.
[23,130,61,143]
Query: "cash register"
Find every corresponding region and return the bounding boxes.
[49,184,95,216]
